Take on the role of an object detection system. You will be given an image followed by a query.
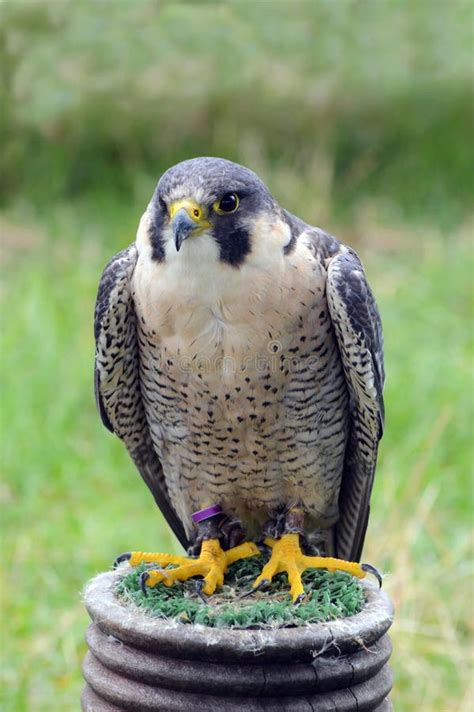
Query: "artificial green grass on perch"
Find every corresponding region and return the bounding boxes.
[82,554,393,711]
[83,158,394,710]
[116,554,366,628]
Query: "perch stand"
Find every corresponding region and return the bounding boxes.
[81,569,394,711]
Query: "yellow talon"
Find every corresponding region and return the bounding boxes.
[132,539,259,596]
[128,551,189,567]
[253,533,367,602]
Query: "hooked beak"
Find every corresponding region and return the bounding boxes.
[172,209,198,252]
[169,199,211,252]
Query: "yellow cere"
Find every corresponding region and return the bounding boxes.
[169,199,210,226]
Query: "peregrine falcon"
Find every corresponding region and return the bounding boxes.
[95,157,384,601]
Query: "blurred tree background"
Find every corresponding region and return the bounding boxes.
[1,2,472,710]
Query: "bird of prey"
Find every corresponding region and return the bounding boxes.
[94,157,384,601]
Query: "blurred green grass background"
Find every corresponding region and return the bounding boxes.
[1,2,473,710]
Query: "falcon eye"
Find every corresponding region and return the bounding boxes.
[216,192,239,214]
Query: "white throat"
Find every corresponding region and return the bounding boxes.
[132,209,300,371]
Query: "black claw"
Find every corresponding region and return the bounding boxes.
[240,578,270,600]
[293,593,306,606]
[256,540,271,555]
[140,572,150,596]
[195,580,208,604]
[256,541,272,556]
[361,563,383,588]
[113,552,131,569]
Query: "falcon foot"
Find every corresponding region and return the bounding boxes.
[135,539,260,596]
[252,533,381,602]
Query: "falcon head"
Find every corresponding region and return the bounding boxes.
[142,157,293,267]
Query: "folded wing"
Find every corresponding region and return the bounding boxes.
[326,246,385,561]
[94,246,189,550]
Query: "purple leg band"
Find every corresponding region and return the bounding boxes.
[192,504,223,524]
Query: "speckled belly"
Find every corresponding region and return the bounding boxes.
[138,309,349,540]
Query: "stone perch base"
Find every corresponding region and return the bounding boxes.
[81,570,394,711]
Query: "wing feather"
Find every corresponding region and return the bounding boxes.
[326,246,384,562]
[94,245,189,550]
